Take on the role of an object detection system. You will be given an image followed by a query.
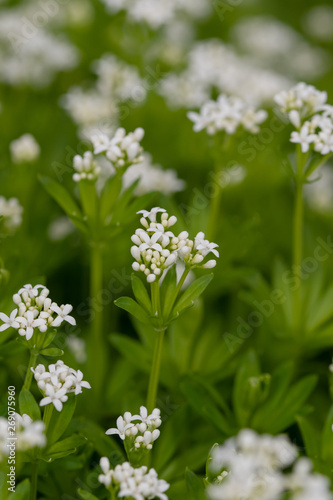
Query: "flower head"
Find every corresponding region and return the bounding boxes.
[33,360,91,411]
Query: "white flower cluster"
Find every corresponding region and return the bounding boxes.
[62,54,147,138]
[72,151,101,182]
[92,127,145,169]
[275,83,333,155]
[33,360,91,412]
[188,94,267,136]
[0,8,78,88]
[0,413,46,461]
[303,5,333,43]
[101,0,210,29]
[0,284,76,341]
[98,458,169,500]
[159,39,292,109]
[106,406,161,451]
[10,134,40,164]
[123,153,185,196]
[207,429,332,500]
[131,207,219,283]
[0,196,23,231]
[66,335,87,363]
[231,16,329,80]
[92,54,147,103]
[61,87,118,130]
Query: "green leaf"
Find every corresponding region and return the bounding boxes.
[47,395,76,444]
[39,176,86,233]
[77,489,99,500]
[131,274,151,313]
[19,390,41,421]
[68,417,124,461]
[40,347,64,357]
[79,180,98,226]
[321,404,333,464]
[181,375,233,435]
[186,470,207,500]
[232,350,260,427]
[256,375,318,434]
[8,479,30,499]
[100,173,122,222]
[172,274,213,318]
[297,416,321,460]
[43,434,87,461]
[251,361,294,427]
[114,296,150,323]
[40,329,57,349]
[161,265,178,319]
[307,283,333,332]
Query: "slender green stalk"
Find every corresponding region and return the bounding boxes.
[164,268,191,321]
[30,462,38,500]
[207,133,232,240]
[43,404,53,432]
[207,178,223,241]
[90,243,103,344]
[293,146,306,329]
[147,281,165,412]
[23,351,38,391]
[146,329,165,413]
[151,281,161,318]
[90,243,105,397]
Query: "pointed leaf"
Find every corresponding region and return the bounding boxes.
[19,389,41,421]
[114,297,150,323]
[39,176,86,233]
[131,274,151,313]
[47,395,76,444]
[181,376,233,435]
[172,274,213,318]
[186,470,207,500]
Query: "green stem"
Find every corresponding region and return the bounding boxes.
[207,163,223,241]
[30,462,38,500]
[151,281,160,318]
[91,243,103,343]
[146,329,165,413]
[43,404,53,432]
[90,243,105,398]
[163,268,191,321]
[293,146,305,330]
[23,351,38,391]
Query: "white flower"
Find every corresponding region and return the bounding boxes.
[274,82,327,119]
[0,309,20,331]
[188,94,267,136]
[122,153,185,196]
[15,413,46,451]
[66,335,87,363]
[206,430,330,500]
[72,151,101,182]
[287,458,332,500]
[98,457,113,488]
[0,196,23,231]
[10,134,40,163]
[91,127,145,170]
[98,460,170,500]
[290,124,317,152]
[17,311,46,341]
[50,304,76,327]
[0,285,77,341]
[39,384,68,412]
[194,232,219,258]
[33,361,90,411]
[72,370,91,395]
[106,415,134,440]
